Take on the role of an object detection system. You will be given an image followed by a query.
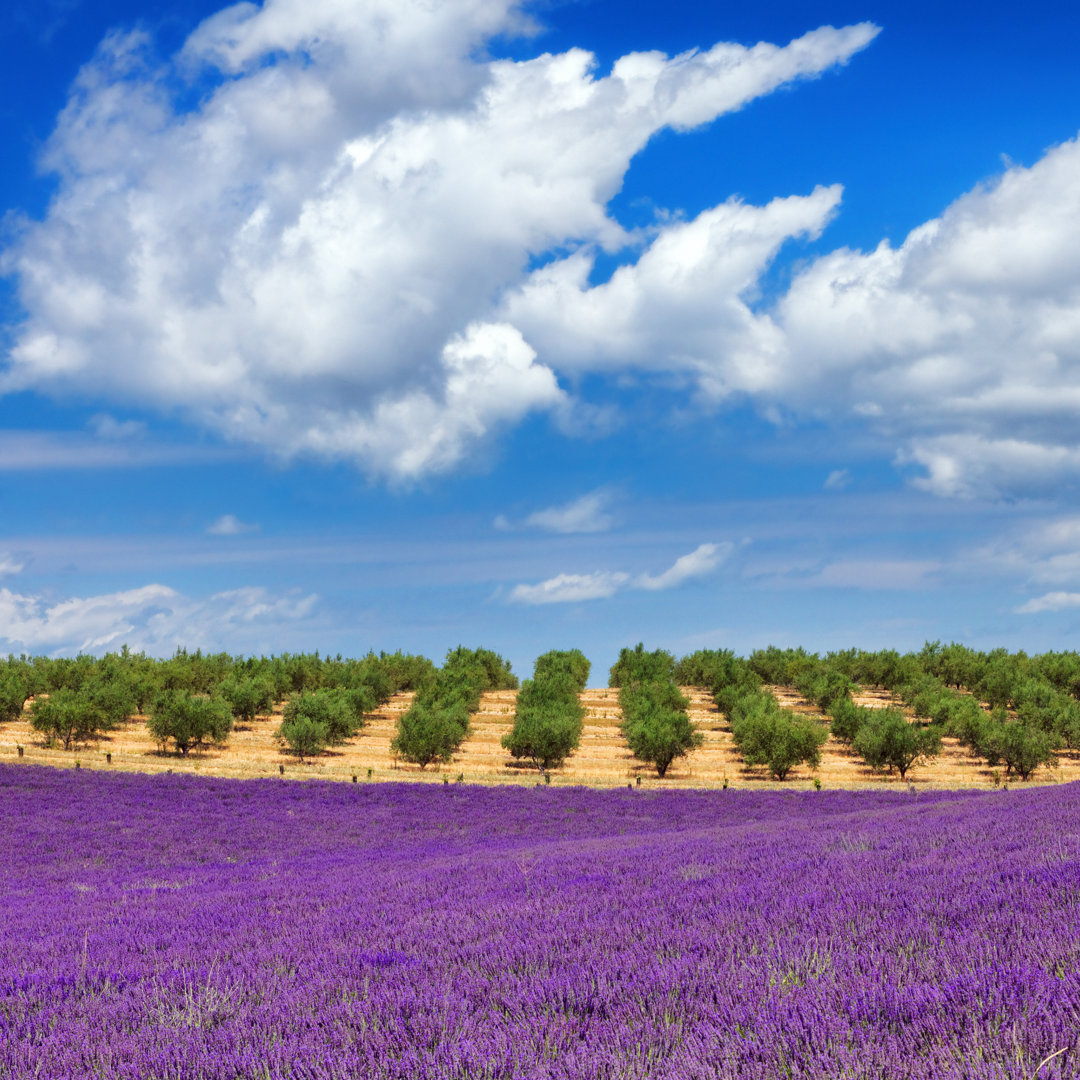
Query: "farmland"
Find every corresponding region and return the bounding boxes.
[1,765,1078,1078]
[3,683,1079,789]
[3,641,1080,791]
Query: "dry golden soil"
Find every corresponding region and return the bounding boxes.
[2,686,1078,790]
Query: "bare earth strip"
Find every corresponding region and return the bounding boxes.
[2,685,1078,790]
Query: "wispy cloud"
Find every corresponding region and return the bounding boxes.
[509,542,728,605]
[89,414,147,441]
[498,490,616,534]
[0,582,318,655]
[1016,591,1080,614]
[0,553,26,576]
[207,514,259,537]
[636,543,731,591]
[509,571,629,605]
[824,468,851,491]
[0,432,235,471]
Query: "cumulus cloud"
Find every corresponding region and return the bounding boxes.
[770,134,1080,497]
[509,541,728,604]
[636,542,730,590]
[898,435,1080,499]
[0,581,317,654]
[1,3,878,480]
[505,121,1080,499]
[207,513,258,536]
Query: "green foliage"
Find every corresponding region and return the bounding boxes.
[503,672,584,772]
[391,646,505,768]
[221,676,275,725]
[730,696,827,781]
[391,704,468,769]
[980,720,1058,781]
[747,646,814,687]
[619,680,702,778]
[276,714,330,762]
[282,690,358,746]
[375,651,437,693]
[148,692,232,756]
[502,648,592,775]
[465,647,519,690]
[82,674,138,727]
[794,666,854,712]
[533,649,591,691]
[608,644,676,688]
[0,674,28,724]
[852,709,941,780]
[827,697,873,743]
[30,689,114,750]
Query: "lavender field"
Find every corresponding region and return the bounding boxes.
[1,767,1078,1078]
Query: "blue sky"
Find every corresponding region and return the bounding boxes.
[2,0,1080,678]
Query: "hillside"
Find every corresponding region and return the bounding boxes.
[4,684,1079,788]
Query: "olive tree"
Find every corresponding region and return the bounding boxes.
[503,672,584,772]
[149,692,233,756]
[276,713,330,762]
[222,676,275,725]
[282,690,358,746]
[852,708,941,780]
[30,690,112,750]
[619,681,703,778]
[391,703,469,769]
[731,698,827,781]
[982,720,1058,781]
[0,674,28,724]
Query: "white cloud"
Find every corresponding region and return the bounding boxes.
[976,513,1080,587]
[1016,592,1080,614]
[0,554,26,576]
[768,134,1080,497]
[506,125,1080,499]
[898,435,1080,499]
[89,413,146,440]
[509,541,728,603]
[1,5,878,480]
[824,468,850,490]
[207,513,258,536]
[0,582,318,654]
[636,542,730,590]
[509,571,629,605]
[502,490,616,534]
[502,187,843,391]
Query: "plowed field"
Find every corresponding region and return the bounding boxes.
[2,686,1078,789]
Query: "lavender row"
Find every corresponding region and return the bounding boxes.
[1,766,1078,1078]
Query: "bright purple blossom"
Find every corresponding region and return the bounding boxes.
[1,766,1078,1078]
